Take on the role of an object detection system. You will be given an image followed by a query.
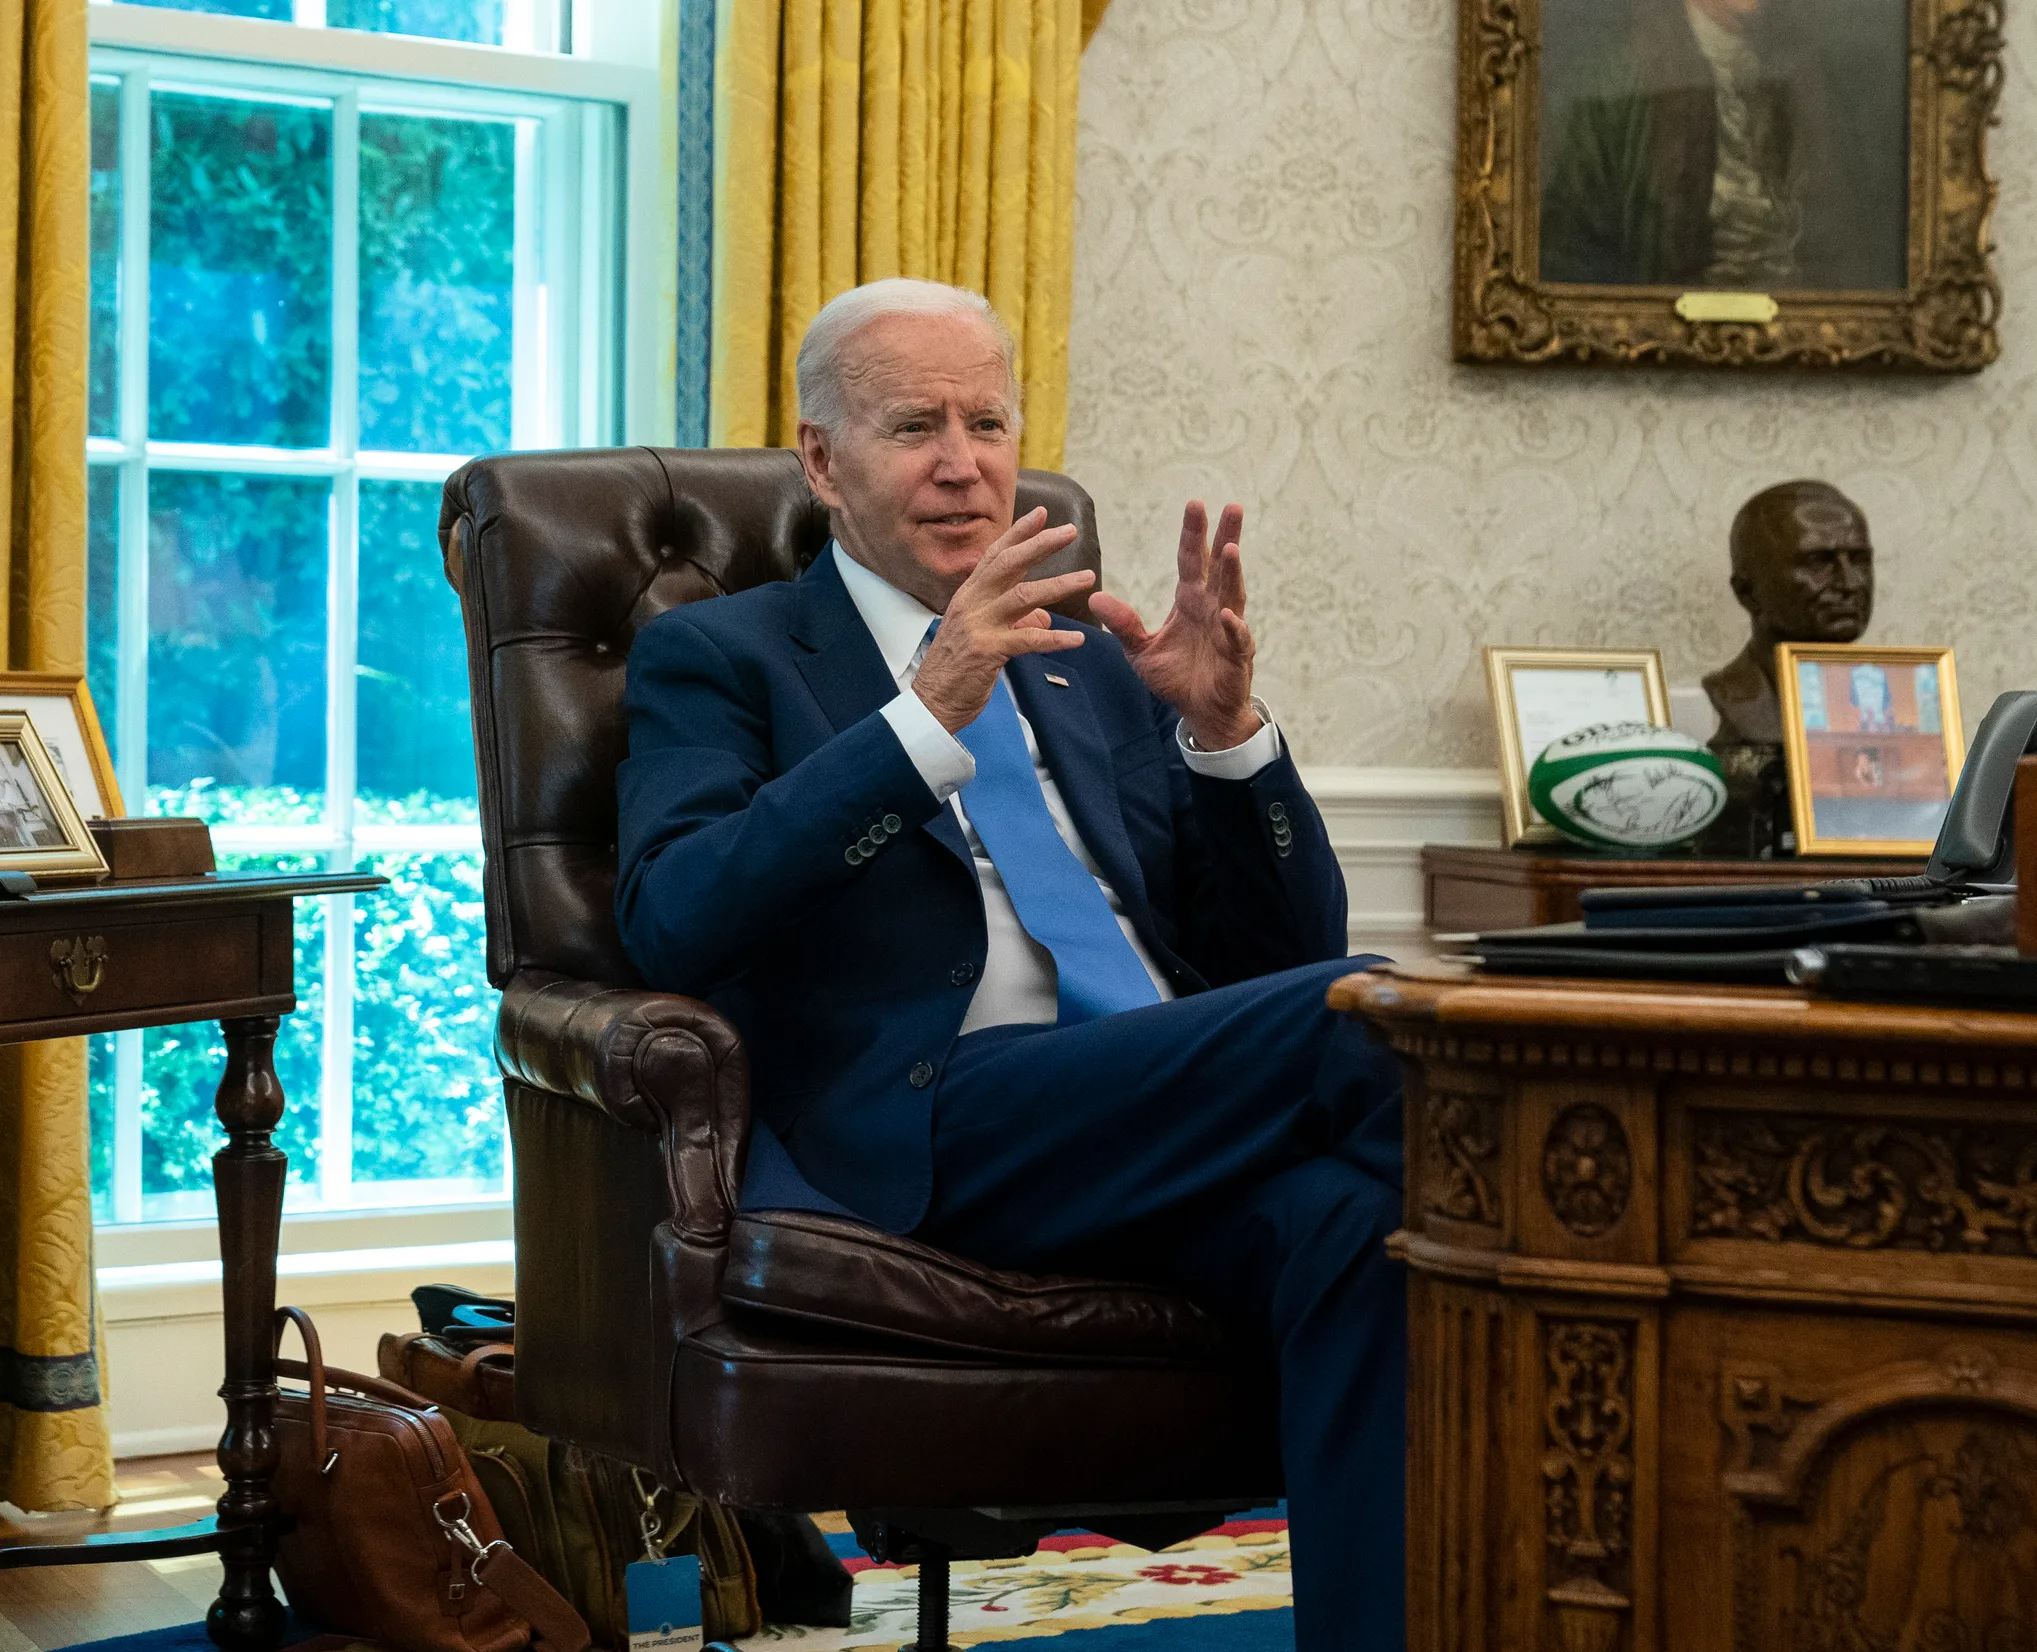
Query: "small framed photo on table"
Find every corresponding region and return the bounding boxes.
[0,674,122,819]
[1484,646,1671,847]
[0,712,107,880]
[1778,644,1963,857]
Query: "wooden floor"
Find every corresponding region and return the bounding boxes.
[0,1454,223,1652]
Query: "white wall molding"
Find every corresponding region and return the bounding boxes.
[102,1242,514,1458]
[1300,766,1504,958]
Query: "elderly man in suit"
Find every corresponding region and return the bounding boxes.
[616,278,1405,1651]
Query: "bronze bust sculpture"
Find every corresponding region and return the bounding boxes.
[1702,480,1874,853]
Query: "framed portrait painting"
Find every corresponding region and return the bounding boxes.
[1777,644,1964,856]
[1453,0,2003,371]
[1484,645,1671,846]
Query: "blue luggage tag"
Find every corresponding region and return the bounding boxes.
[625,1552,702,1652]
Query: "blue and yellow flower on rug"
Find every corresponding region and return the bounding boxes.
[756,1518,1292,1651]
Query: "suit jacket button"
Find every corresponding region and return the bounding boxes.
[1269,802,1289,824]
[857,834,878,855]
[882,814,903,834]
[949,962,977,987]
[908,1061,935,1089]
[845,845,865,866]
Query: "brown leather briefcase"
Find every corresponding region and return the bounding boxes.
[272,1307,591,1652]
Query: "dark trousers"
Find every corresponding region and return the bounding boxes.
[913,955,1406,1652]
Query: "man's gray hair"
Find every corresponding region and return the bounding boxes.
[796,278,1023,436]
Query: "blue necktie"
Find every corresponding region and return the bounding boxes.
[951,669,1163,1025]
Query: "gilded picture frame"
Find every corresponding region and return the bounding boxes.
[0,712,108,882]
[1484,645,1672,847]
[1453,0,2003,371]
[1777,643,1964,857]
[0,673,124,820]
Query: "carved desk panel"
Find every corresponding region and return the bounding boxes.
[1333,965,2037,1652]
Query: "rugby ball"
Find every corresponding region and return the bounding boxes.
[1527,722,1727,851]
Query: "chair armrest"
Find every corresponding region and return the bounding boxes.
[496,970,751,1240]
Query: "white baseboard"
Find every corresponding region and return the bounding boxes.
[1301,766,1504,960]
[101,1243,515,1459]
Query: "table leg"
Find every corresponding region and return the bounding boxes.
[206,1015,289,1652]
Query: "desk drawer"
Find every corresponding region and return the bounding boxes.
[0,909,278,1032]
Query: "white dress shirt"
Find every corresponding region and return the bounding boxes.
[832,543,1283,1032]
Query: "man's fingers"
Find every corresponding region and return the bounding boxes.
[1218,607,1253,658]
[1088,590,1151,649]
[1175,500,1210,586]
[1006,626,1086,655]
[1000,568,1095,615]
[1211,540,1247,617]
[969,519,1080,596]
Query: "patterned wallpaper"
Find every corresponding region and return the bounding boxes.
[1065,0,2037,769]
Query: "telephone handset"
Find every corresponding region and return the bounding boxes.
[1921,688,2037,887]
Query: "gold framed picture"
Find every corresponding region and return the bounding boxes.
[1453,0,2002,372]
[0,674,122,819]
[0,712,107,881]
[1484,645,1671,846]
[1777,643,1964,856]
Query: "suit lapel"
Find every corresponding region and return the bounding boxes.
[788,555,971,866]
[1006,645,1155,927]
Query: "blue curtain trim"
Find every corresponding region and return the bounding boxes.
[675,0,715,448]
[0,1346,102,1413]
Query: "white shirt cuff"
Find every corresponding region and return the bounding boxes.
[1178,697,1283,780]
[883,689,976,801]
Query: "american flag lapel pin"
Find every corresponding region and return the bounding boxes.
[1044,673,1071,687]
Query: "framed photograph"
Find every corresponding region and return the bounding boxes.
[1485,645,1671,846]
[0,712,107,881]
[0,674,122,819]
[1453,0,2002,372]
[1777,644,1964,856]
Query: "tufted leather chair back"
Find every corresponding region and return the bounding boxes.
[438,446,1103,990]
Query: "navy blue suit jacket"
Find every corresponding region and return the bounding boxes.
[615,550,1349,1232]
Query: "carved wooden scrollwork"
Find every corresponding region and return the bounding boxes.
[1424,1090,1503,1227]
[1451,0,2003,371]
[1691,1111,2037,1256]
[1543,1105,1632,1238]
[1543,1319,1635,1625]
[1720,1345,2037,1650]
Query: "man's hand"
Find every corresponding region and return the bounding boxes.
[1089,501,1260,751]
[912,508,1094,734]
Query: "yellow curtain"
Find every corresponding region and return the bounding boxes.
[711,0,1110,469]
[0,0,109,1513]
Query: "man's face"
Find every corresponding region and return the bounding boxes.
[796,311,1020,612]
[1740,496,1875,643]
[1690,0,1767,32]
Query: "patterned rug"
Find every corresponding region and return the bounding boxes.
[756,1514,1292,1650]
[58,1515,1292,1652]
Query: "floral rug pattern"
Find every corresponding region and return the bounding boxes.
[748,1520,1291,1650]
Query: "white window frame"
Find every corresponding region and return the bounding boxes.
[87,1,670,1266]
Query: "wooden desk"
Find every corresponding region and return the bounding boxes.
[1422,843,1927,933]
[1334,964,2037,1652]
[0,871,380,1652]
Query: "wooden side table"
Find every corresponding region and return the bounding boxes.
[1421,843,1926,933]
[0,871,381,1652]
[1335,963,2037,1652]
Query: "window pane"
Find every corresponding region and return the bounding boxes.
[136,852,326,1220]
[349,852,501,1196]
[151,92,332,448]
[88,1033,115,1225]
[87,465,120,772]
[328,0,504,46]
[359,114,515,455]
[147,472,328,822]
[121,0,292,17]
[90,80,120,441]
[357,480,476,817]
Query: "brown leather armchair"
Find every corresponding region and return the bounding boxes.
[438,447,1280,1643]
